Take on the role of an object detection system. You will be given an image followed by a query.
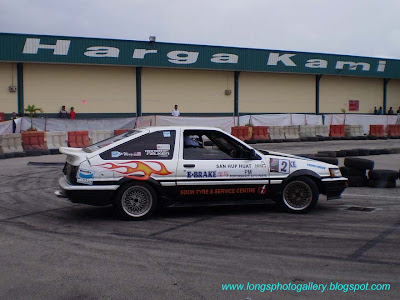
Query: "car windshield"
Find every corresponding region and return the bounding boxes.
[83,130,141,153]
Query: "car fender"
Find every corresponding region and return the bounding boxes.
[117,176,164,195]
[284,170,322,188]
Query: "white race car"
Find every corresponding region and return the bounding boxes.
[56,126,347,220]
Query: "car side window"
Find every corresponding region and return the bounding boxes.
[100,130,176,160]
[183,130,260,160]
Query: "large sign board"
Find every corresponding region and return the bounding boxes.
[0,33,399,78]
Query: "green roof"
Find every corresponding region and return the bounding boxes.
[1,32,399,78]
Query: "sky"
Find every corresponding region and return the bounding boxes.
[1,0,399,59]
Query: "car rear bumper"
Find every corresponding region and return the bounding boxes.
[57,177,118,206]
[320,177,348,200]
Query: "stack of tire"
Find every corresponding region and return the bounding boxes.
[367,170,399,188]
[340,158,374,187]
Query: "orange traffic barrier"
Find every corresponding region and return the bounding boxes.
[252,126,270,141]
[114,129,132,136]
[369,125,385,138]
[231,126,251,141]
[21,131,48,151]
[329,125,345,138]
[387,124,400,138]
[68,131,90,148]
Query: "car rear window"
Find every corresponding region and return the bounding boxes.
[100,130,176,160]
[83,130,141,153]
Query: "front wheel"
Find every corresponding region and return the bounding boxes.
[280,176,319,214]
[114,182,158,220]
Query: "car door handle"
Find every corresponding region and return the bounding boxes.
[183,164,195,168]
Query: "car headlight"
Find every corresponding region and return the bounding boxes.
[329,168,342,178]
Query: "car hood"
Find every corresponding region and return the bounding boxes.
[260,150,339,170]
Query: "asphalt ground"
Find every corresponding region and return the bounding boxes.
[0,139,399,300]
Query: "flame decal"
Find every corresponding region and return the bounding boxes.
[95,161,172,181]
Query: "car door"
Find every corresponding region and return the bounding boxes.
[175,129,269,203]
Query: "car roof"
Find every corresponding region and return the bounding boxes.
[142,126,226,132]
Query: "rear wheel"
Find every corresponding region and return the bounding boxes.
[280,177,319,213]
[114,182,158,220]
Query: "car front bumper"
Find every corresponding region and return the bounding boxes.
[320,177,348,200]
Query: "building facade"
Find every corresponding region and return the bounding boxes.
[0,33,399,118]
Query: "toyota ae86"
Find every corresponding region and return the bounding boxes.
[56,126,347,220]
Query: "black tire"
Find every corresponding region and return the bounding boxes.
[340,166,366,177]
[345,150,359,156]
[378,136,389,140]
[0,154,5,159]
[335,150,347,157]
[367,179,397,188]
[369,149,381,155]
[354,149,370,156]
[368,169,399,181]
[279,176,319,214]
[313,157,339,165]
[114,182,158,220]
[344,158,374,170]
[380,148,392,154]
[307,137,318,142]
[5,153,15,158]
[317,151,337,158]
[390,148,400,154]
[346,175,368,187]
[14,152,27,157]
[41,150,51,155]
[50,148,61,155]
[25,150,42,157]
[315,153,330,157]
[367,135,378,140]
[244,139,257,144]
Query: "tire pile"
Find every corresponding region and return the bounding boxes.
[340,158,373,187]
[340,158,399,188]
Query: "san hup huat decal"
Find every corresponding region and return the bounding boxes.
[96,161,172,180]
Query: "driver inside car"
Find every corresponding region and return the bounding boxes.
[184,135,202,148]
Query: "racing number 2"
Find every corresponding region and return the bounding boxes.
[278,159,290,173]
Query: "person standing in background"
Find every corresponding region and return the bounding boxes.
[397,107,400,114]
[378,107,383,115]
[59,106,69,118]
[69,107,76,119]
[373,107,378,115]
[10,112,19,133]
[387,107,394,115]
[172,104,180,117]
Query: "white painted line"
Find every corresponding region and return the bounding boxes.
[342,193,400,199]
